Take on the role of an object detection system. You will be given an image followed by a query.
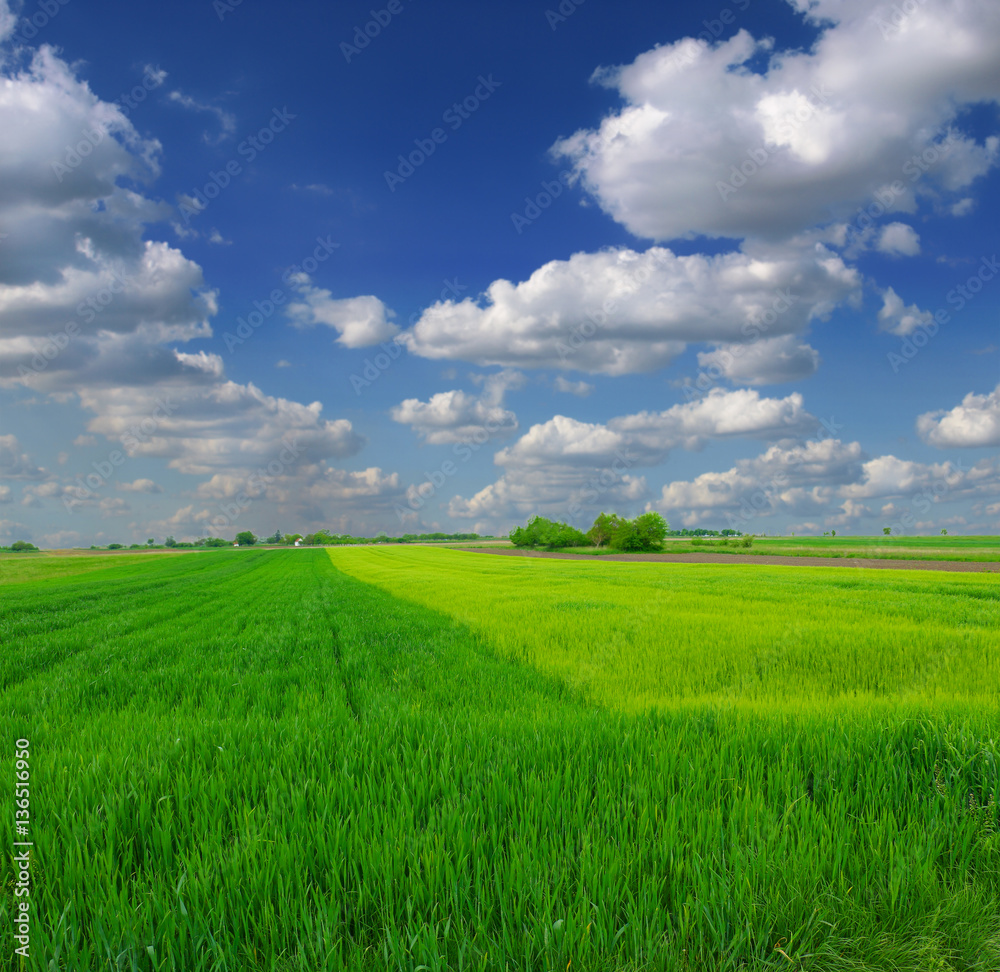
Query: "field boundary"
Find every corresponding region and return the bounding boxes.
[463,547,1000,572]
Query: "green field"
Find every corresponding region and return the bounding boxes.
[329,547,1000,712]
[463,535,1000,563]
[2,548,999,971]
[661,535,1000,562]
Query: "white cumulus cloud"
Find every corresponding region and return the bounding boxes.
[651,438,1000,529]
[402,244,858,376]
[391,370,524,446]
[117,478,163,494]
[552,1,1000,242]
[917,384,1000,448]
[554,377,593,396]
[0,42,376,534]
[876,222,921,256]
[697,335,821,385]
[877,286,935,336]
[448,389,817,525]
[285,275,399,348]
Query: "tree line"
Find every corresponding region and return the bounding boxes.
[510,513,673,552]
[81,531,490,550]
[232,530,487,547]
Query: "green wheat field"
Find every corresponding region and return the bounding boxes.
[2,546,999,971]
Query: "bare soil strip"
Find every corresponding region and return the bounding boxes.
[465,548,1000,572]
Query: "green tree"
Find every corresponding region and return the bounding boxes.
[235,531,257,546]
[586,512,617,548]
[550,521,589,548]
[633,512,668,551]
[146,538,155,545]
[609,519,643,551]
[941,528,948,535]
[164,536,177,547]
[883,527,891,536]
[10,540,38,552]
[513,523,535,547]
[589,512,668,552]
[510,516,587,550]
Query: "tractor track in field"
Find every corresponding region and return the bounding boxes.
[463,548,1000,572]
[311,555,359,720]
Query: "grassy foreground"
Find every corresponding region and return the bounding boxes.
[2,548,998,971]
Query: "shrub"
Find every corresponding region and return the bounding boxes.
[632,512,668,551]
[610,520,644,552]
[586,512,668,552]
[510,516,588,550]
[586,513,617,548]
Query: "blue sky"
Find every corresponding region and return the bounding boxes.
[1,0,998,546]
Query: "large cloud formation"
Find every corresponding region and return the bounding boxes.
[651,439,1000,532]
[402,243,857,375]
[448,388,818,523]
[552,0,1000,242]
[0,35,390,536]
[403,0,1000,380]
[449,389,1000,534]
[402,0,998,382]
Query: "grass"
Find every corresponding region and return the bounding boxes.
[329,546,1000,712]
[672,535,1000,562]
[2,547,998,970]
[461,535,1000,562]
[0,551,180,585]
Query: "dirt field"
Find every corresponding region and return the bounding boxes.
[467,548,1000,572]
